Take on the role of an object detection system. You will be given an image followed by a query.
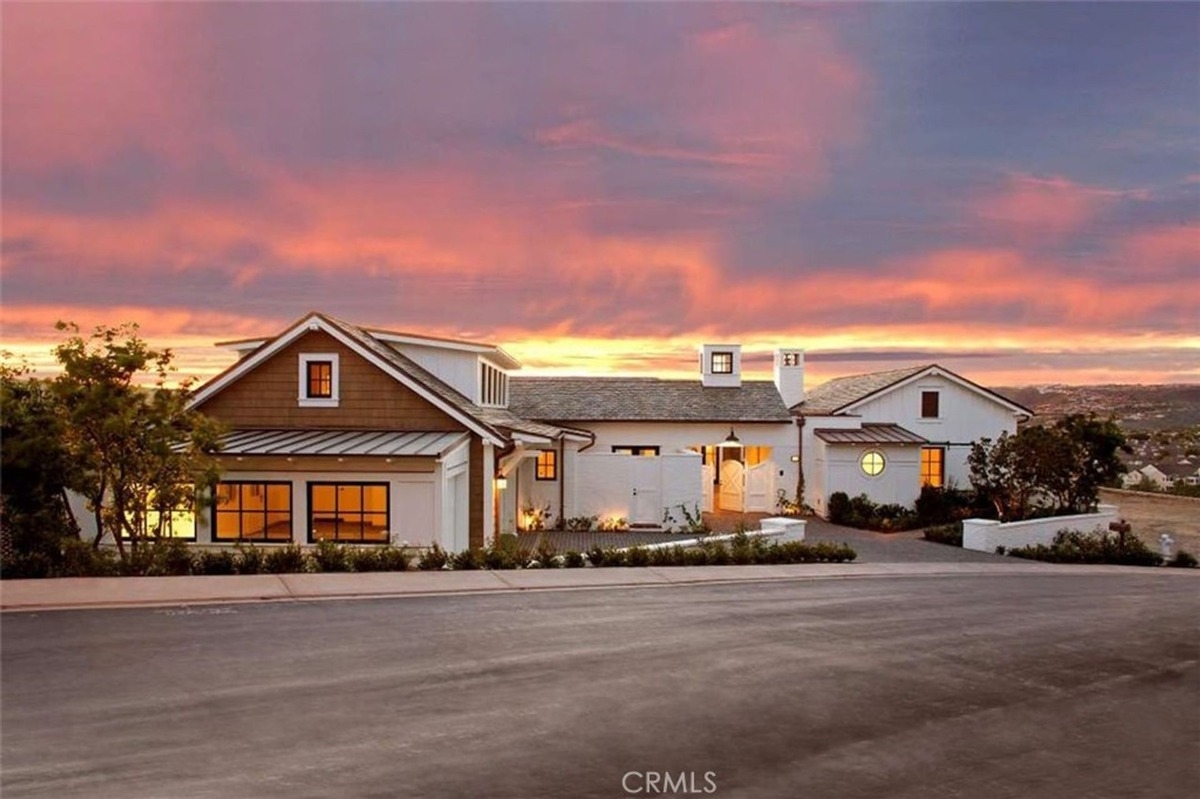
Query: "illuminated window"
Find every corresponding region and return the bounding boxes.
[783,352,801,367]
[214,482,293,542]
[123,488,196,540]
[860,450,885,477]
[299,353,339,406]
[744,446,771,467]
[921,447,945,488]
[309,483,389,543]
[306,361,333,398]
[536,450,557,481]
[921,391,940,419]
[612,446,660,457]
[711,351,734,374]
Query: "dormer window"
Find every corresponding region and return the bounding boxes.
[299,353,339,407]
[711,351,734,374]
[479,361,508,407]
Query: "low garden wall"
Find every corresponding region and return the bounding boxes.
[962,504,1119,554]
[615,517,806,553]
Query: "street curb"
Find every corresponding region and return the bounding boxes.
[3,561,1192,613]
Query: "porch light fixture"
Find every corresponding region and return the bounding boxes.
[494,477,508,490]
[719,428,741,448]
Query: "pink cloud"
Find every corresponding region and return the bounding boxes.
[969,174,1133,239]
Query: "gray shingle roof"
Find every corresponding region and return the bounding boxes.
[798,365,932,415]
[508,377,792,423]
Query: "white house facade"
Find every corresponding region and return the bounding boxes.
[80,313,1031,549]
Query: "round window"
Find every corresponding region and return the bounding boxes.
[860,450,885,477]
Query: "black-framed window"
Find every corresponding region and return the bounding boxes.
[308,482,389,543]
[536,450,557,480]
[214,482,293,542]
[122,487,197,540]
[307,361,333,398]
[612,446,660,457]
[921,390,940,419]
[921,447,945,488]
[711,351,734,374]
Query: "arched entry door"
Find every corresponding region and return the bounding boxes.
[719,459,745,512]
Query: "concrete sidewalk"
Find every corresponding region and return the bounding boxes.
[2,561,1194,612]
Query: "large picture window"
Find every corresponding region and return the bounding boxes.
[921,447,945,488]
[123,488,196,540]
[308,483,389,543]
[214,482,293,542]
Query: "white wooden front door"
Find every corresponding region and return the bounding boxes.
[719,459,745,512]
[631,457,662,525]
[745,462,775,513]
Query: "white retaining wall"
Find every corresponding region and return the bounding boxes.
[962,504,1120,553]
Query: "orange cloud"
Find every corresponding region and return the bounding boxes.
[969,174,1133,239]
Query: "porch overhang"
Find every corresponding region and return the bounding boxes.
[813,424,927,446]
[217,429,471,458]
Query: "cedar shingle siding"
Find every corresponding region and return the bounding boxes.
[195,330,466,431]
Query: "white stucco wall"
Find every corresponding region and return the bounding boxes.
[963,505,1119,553]
[823,443,922,508]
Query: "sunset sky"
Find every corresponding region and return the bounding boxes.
[2,2,1197,388]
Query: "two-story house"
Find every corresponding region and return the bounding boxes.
[161,312,1031,549]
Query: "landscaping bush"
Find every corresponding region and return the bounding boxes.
[1007,529,1162,567]
[482,537,522,570]
[923,522,963,547]
[648,546,684,567]
[235,544,265,575]
[309,541,351,573]
[195,549,237,576]
[1168,550,1198,569]
[451,547,483,570]
[58,538,117,578]
[152,540,196,576]
[0,550,55,579]
[827,492,852,526]
[562,516,598,532]
[624,545,650,567]
[533,540,560,569]
[563,550,586,568]
[417,544,450,571]
[264,545,307,574]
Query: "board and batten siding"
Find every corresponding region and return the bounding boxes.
[195,330,468,431]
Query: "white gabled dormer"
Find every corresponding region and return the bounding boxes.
[700,344,742,388]
[370,330,519,408]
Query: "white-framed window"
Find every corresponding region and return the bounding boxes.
[711,351,734,374]
[920,390,940,419]
[299,353,340,407]
[479,361,508,407]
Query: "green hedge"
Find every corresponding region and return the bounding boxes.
[1007,529,1163,567]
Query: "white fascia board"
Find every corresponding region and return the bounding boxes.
[189,315,507,446]
[839,366,1030,418]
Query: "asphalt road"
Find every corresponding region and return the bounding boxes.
[3,574,1198,799]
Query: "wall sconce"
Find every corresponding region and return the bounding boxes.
[494,476,508,490]
[790,455,800,463]
[717,428,741,448]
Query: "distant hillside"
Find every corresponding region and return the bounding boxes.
[993,384,1200,430]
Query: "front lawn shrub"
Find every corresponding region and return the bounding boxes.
[451,548,483,570]
[563,550,585,568]
[1007,529,1162,567]
[151,540,195,576]
[0,551,55,579]
[624,546,650,567]
[590,547,625,567]
[58,538,117,577]
[827,492,851,525]
[649,546,684,567]
[683,546,709,566]
[923,522,963,547]
[373,546,412,572]
[534,540,560,569]
[1168,550,1197,569]
[264,544,307,574]
[310,540,352,573]
[562,516,598,532]
[195,549,237,576]
[417,544,450,571]
[483,537,521,570]
[235,544,265,575]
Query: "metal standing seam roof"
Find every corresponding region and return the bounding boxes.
[219,429,470,457]
[812,424,928,445]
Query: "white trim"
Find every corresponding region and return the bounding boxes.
[189,314,506,446]
[298,352,340,407]
[839,366,1030,418]
[369,331,522,370]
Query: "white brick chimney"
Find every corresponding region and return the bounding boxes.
[774,348,805,409]
[699,344,741,388]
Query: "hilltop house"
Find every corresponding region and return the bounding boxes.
[103,313,1030,549]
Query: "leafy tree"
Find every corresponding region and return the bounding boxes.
[0,360,81,568]
[49,322,224,561]
[969,414,1128,521]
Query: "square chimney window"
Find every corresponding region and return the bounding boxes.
[711,351,734,374]
[783,352,801,367]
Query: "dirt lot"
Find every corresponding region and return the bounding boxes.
[1100,488,1200,556]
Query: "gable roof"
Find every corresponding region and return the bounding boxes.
[509,377,792,423]
[189,313,581,446]
[797,363,1032,417]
